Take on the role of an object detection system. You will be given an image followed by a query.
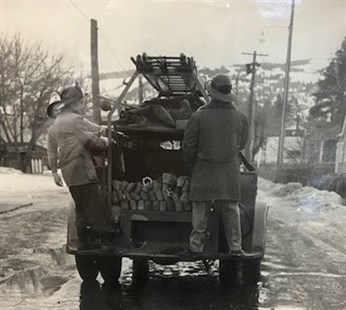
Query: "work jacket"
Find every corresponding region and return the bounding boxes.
[183,99,248,201]
[47,110,107,187]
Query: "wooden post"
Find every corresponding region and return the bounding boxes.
[235,72,239,104]
[242,51,268,161]
[90,19,101,124]
[138,75,143,104]
[276,0,296,181]
[248,51,257,161]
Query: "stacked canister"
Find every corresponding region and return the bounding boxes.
[111,173,192,212]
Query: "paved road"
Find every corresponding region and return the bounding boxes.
[0,181,345,310]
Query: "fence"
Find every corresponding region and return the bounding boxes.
[30,158,44,174]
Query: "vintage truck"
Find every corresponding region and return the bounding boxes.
[66,54,268,286]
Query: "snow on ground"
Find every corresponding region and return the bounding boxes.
[0,167,24,175]
[258,177,346,257]
[0,168,68,213]
[259,178,343,211]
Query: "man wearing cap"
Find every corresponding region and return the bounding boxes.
[183,74,248,256]
[47,82,114,250]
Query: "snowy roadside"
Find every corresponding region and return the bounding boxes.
[0,167,68,214]
[258,178,346,262]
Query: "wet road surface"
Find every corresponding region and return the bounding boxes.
[0,180,345,310]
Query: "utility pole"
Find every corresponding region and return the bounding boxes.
[234,71,240,104]
[242,50,268,161]
[138,75,143,104]
[276,0,296,181]
[90,19,101,124]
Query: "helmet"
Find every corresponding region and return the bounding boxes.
[47,92,63,118]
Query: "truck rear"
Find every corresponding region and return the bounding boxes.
[66,54,268,286]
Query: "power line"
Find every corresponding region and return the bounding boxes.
[69,0,89,22]
[69,0,132,74]
[99,32,132,74]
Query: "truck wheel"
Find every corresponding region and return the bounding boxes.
[219,260,238,285]
[75,255,99,281]
[132,259,149,282]
[98,256,122,287]
[242,259,261,286]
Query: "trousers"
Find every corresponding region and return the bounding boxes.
[69,183,112,235]
[189,200,242,253]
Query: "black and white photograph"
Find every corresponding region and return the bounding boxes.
[0,0,345,309]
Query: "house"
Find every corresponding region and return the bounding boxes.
[336,114,346,173]
[255,101,306,166]
[0,143,48,174]
[256,128,305,166]
[306,122,342,174]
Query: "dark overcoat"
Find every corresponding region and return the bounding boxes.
[183,99,248,201]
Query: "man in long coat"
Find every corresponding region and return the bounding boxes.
[183,74,248,255]
[47,83,114,250]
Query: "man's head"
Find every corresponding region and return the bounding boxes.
[60,82,87,114]
[205,74,235,102]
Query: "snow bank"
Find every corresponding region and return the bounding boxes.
[293,186,343,212]
[259,178,343,211]
[272,182,302,197]
[258,178,280,192]
[0,167,23,174]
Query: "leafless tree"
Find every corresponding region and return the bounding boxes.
[0,34,73,172]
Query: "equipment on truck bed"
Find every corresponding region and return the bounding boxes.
[131,53,207,97]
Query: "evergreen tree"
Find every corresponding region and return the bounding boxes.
[309,37,346,125]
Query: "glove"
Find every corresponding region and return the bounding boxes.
[100,126,108,136]
[100,136,110,147]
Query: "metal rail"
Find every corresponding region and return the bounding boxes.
[107,71,139,208]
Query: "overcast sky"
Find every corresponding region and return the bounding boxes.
[1,0,345,75]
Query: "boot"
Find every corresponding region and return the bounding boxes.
[230,249,248,257]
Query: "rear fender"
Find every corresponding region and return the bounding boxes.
[251,201,269,255]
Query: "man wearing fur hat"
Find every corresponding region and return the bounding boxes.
[183,74,248,256]
[47,83,114,250]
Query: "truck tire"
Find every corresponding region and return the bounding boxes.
[98,256,122,287]
[242,258,261,286]
[75,255,99,281]
[132,259,149,282]
[219,260,238,285]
